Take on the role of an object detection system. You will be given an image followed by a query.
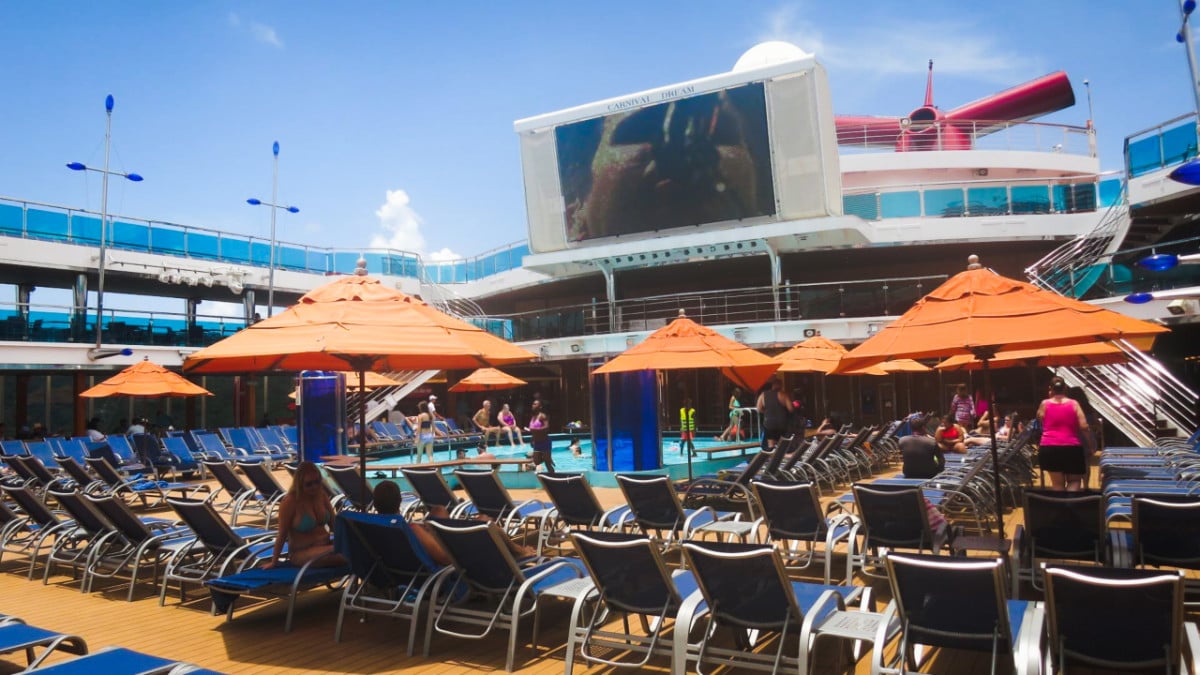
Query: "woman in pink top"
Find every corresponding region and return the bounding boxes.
[1036,376,1092,491]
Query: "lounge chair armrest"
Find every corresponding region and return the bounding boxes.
[1184,621,1200,675]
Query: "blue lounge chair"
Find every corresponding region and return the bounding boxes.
[879,552,1041,675]
[678,540,867,675]
[751,480,860,585]
[566,530,700,670]
[161,435,203,478]
[85,493,194,601]
[615,474,745,552]
[1014,489,1107,590]
[400,467,471,517]
[424,518,589,672]
[0,440,27,457]
[0,617,88,669]
[1043,565,1200,672]
[18,646,198,674]
[453,469,552,540]
[159,498,275,605]
[84,456,211,509]
[206,556,349,632]
[235,461,288,526]
[0,484,74,580]
[194,432,265,464]
[43,488,119,587]
[850,485,942,579]
[334,511,447,652]
[535,473,631,555]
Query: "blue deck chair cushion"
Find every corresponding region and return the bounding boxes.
[0,621,88,668]
[206,564,349,614]
[22,646,183,674]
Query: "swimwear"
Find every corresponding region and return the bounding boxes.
[295,509,331,534]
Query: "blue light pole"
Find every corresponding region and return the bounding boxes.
[67,94,143,359]
[247,141,300,318]
[1181,0,1200,116]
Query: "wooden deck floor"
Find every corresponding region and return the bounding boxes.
[0,464,1140,674]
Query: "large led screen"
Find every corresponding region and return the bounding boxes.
[556,82,776,243]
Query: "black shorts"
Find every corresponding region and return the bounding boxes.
[1039,444,1087,474]
[764,426,786,443]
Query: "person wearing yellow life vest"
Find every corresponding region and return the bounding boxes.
[680,397,697,457]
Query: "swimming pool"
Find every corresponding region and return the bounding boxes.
[364,435,758,485]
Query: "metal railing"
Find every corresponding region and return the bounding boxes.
[1125,112,1199,178]
[1025,183,1130,298]
[837,119,1094,156]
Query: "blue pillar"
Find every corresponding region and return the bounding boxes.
[297,371,345,463]
[591,370,661,472]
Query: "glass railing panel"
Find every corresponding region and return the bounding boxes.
[1126,134,1164,177]
[185,231,219,260]
[1010,185,1051,214]
[26,209,70,242]
[1097,178,1123,208]
[0,204,21,235]
[248,240,270,266]
[842,284,886,317]
[111,220,150,250]
[361,252,387,275]
[149,226,187,256]
[843,193,879,220]
[924,188,965,217]
[966,187,1008,216]
[69,214,102,246]
[278,244,308,271]
[1161,123,1198,168]
[332,251,362,273]
[880,191,920,218]
[792,285,844,320]
[307,250,330,273]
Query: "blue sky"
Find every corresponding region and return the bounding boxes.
[0,1,1192,264]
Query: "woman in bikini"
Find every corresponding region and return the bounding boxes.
[497,403,524,447]
[934,414,968,454]
[263,461,345,569]
[415,401,436,463]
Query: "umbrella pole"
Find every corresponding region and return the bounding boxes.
[982,359,1006,544]
[358,369,368,494]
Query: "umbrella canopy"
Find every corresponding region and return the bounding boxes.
[449,368,527,392]
[80,357,212,398]
[834,257,1167,374]
[184,271,536,375]
[591,313,780,391]
[773,336,847,374]
[875,358,932,373]
[935,342,1130,372]
[183,264,537,481]
[832,256,1168,543]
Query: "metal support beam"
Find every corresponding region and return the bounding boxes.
[765,242,782,321]
[600,264,617,333]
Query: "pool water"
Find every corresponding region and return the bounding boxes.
[365,435,756,473]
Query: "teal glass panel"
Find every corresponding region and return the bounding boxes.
[307,250,330,273]
[362,252,385,274]
[27,209,70,241]
[1010,186,1051,214]
[150,226,186,255]
[1098,178,1123,207]
[332,252,360,273]
[110,220,149,250]
[879,191,921,218]
[0,204,21,234]
[1161,123,1198,167]
[843,193,879,220]
[69,215,101,245]
[966,187,1008,215]
[924,188,965,217]
[1126,135,1163,177]
[248,240,270,266]
[211,234,243,260]
[186,231,220,260]
[278,244,307,271]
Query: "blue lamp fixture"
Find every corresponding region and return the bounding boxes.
[246,141,300,317]
[66,94,143,359]
[1137,253,1181,271]
[1124,292,1155,304]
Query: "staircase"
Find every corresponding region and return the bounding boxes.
[1026,188,1199,445]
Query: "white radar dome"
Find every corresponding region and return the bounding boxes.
[732,41,812,72]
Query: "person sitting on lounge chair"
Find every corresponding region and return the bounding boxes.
[263,461,346,569]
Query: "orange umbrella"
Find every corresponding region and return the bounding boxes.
[184,264,536,478]
[834,258,1167,374]
[773,336,846,374]
[80,357,212,398]
[935,342,1130,372]
[449,368,527,392]
[592,313,780,391]
[833,256,1168,543]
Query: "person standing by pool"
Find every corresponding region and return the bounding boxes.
[1038,376,1091,491]
[526,400,555,472]
[679,397,697,457]
[497,403,524,447]
[950,384,976,428]
[414,401,436,463]
[757,379,791,451]
[717,388,744,441]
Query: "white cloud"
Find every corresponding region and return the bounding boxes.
[369,189,461,261]
[760,4,1043,84]
[227,12,283,49]
[250,22,283,49]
